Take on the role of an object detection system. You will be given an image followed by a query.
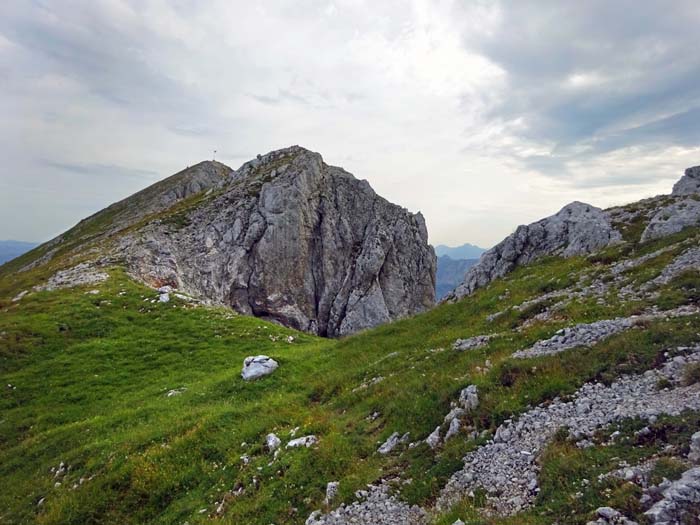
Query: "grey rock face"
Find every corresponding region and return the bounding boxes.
[241,355,279,380]
[265,433,281,452]
[121,146,436,336]
[645,466,700,524]
[286,435,318,448]
[378,432,403,455]
[641,198,700,242]
[672,165,700,195]
[445,202,621,301]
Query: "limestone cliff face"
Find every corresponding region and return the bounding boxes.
[120,146,436,336]
[445,202,621,301]
[672,165,700,196]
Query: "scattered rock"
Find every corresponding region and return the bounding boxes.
[306,482,427,524]
[378,432,401,455]
[453,335,493,351]
[426,426,441,449]
[241,355,279,381]
[438,347,700,516]
[459,385,479,411]
[265,433,281,452]
[513,306,699,359]
[286,435,318,449]
[34,263,109,292]
[586,506,638,524]
[11,290,28,302]
[645,466,700,524]
[325,481,339,505]
[165,387,186,397]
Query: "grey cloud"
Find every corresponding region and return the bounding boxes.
[469,0,700,180]
[43,160,159,180]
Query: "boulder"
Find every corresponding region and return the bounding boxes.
[286,435,318,448]
[459,385,479,411]
[426,426,441,449]
[265,433,281,452]
[378,432,401,455]
[241,355,279,381]
[689,431,700,463]
[445,418,461,441]
[641,199,700,242]
[324,481,339,505]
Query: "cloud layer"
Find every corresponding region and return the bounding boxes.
[1,0,699,247]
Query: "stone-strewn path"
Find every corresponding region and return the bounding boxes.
[305,483,427,525]
[512,305,699,359]
[437,348,700,515]
[307,348,700,524]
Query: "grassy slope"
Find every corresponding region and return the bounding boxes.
[1,223,700,523]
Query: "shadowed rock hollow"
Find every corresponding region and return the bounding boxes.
[120,146,436,336]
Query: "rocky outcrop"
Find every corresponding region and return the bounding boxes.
[512,306,699,359]
[119,146,436,336]
[645,467,700,524]
[672,165,700,196]
[445,202,621,301]
[641,199,700,242]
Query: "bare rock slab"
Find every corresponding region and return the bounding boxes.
[241,355,279,380]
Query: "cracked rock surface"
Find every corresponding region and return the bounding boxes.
[445,202,621,301]
[118,146,436,336]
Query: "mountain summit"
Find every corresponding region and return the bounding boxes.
[21,146,436,336]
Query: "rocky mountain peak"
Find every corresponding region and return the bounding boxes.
[445,201,621,301]
[672,165,700,195]
[118,146,436,336]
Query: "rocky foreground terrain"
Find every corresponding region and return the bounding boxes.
[2,160,700,525]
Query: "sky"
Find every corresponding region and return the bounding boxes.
[1,1,700,248]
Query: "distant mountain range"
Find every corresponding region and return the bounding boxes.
[436,255,479,299]
[434,243,486,260]
[0,240,38,265]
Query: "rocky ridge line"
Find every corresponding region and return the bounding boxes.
[118,146,436,336]
[445,202,621,301]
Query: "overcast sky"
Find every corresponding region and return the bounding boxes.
[2,1,700,247]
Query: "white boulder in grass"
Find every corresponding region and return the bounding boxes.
[241,355,279,380]
[286,435,318,448]
[265,433,282,452]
